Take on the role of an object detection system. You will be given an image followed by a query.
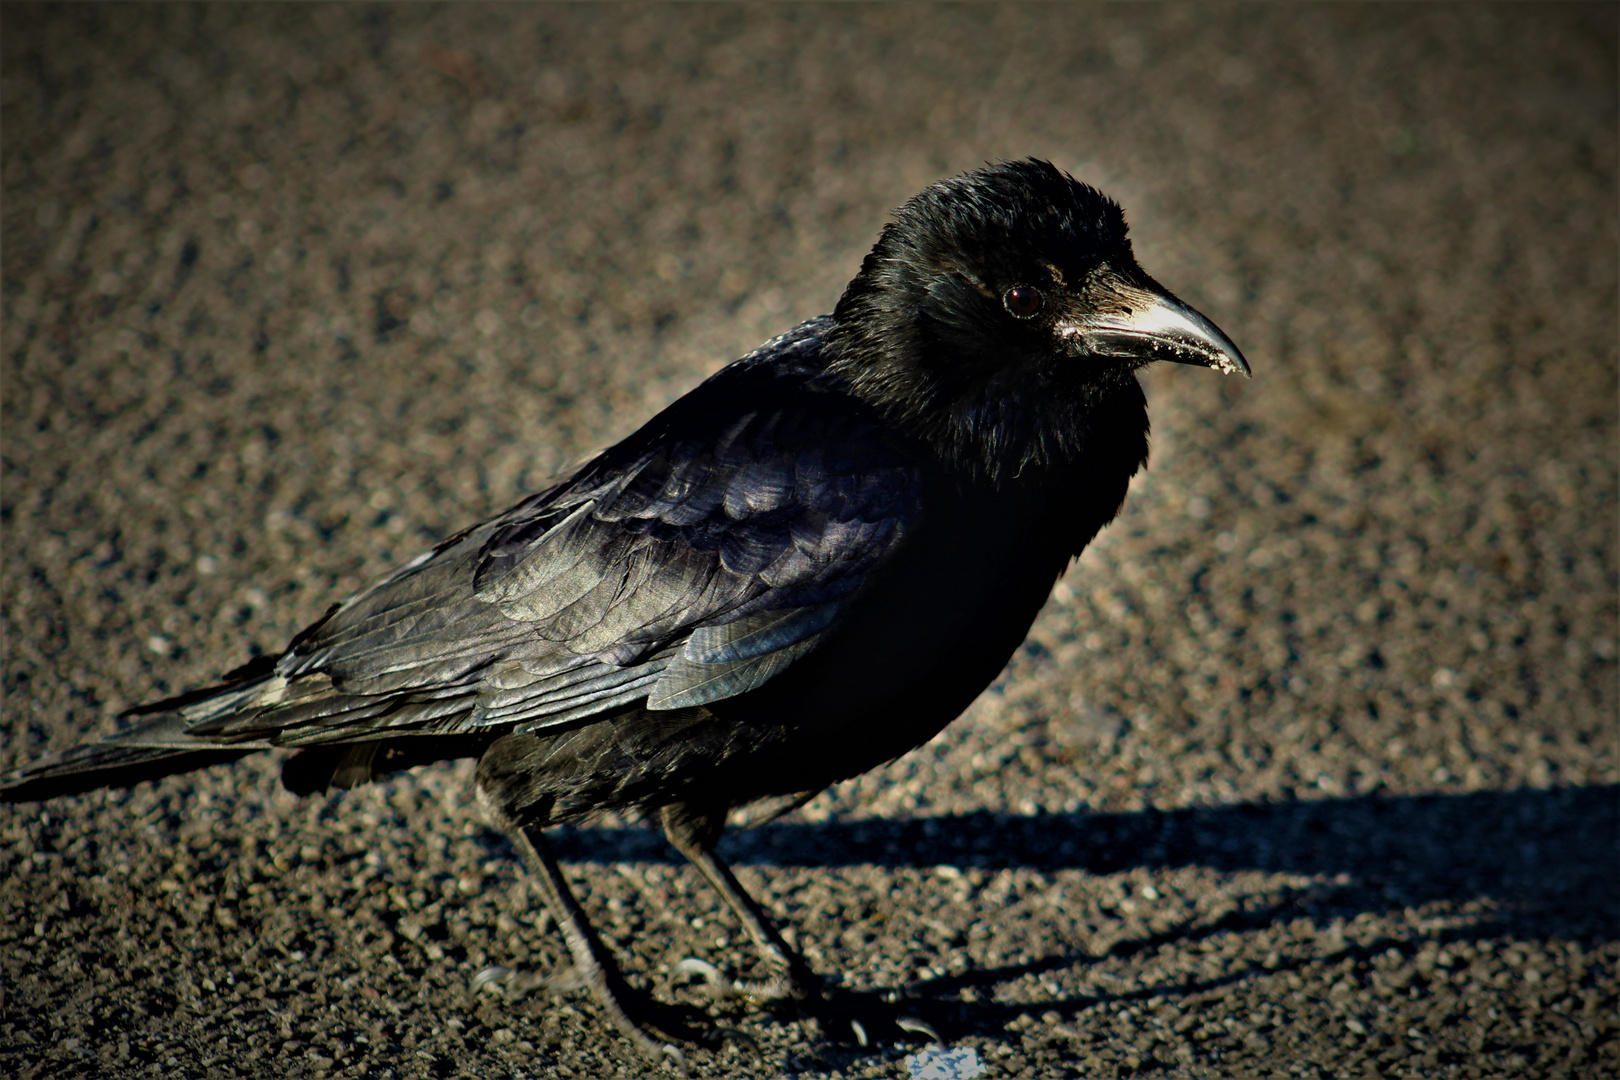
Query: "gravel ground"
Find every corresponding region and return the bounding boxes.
[2,5,1615,1079]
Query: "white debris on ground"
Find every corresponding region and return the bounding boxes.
[905,1045,986,1080]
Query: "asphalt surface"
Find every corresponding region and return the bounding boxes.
[1,5,1615,1079]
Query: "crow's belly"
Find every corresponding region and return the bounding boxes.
[700,552,1063,802]
[719,497,1078,787]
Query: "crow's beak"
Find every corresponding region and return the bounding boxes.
[1063,278,1250,377]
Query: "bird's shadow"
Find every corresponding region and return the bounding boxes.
[542,784,1615,929]
[490,785,1616,1038]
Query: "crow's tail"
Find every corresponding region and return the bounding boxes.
[0,744,254,802]
[1,657,279,803]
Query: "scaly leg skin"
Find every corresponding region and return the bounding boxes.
[660,803,940,1047]
[489,821,709,1064]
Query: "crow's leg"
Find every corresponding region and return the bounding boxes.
[488,819,699,1063]
[659,802,938,1046]
[659,803,819,998]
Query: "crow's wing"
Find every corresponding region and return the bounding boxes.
[185,322,925,746]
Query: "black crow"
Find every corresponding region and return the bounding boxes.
[2,159,1247,1060]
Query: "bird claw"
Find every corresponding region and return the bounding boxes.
[672,956,729,988]
[797,984,940,1048]
[480,961,710,1064]
[471,964,508,992]
[673,957,795,1004]
[671,956,936,1047]
[896,1014,942,1042]
[472,962,585,999]
[673,957,743,1001]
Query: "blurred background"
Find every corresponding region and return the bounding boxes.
[2,6,1614,1079]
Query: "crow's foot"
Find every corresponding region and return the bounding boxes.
[672,957,938,1047]
[796,985,940,1048]
[475,961,712,1066]
[473,962,585,999]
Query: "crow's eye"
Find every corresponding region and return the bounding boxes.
[1002,285,1044,319]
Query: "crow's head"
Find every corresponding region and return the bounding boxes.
[828,159,1247,482]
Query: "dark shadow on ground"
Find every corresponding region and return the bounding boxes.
[539,785,1618,941]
